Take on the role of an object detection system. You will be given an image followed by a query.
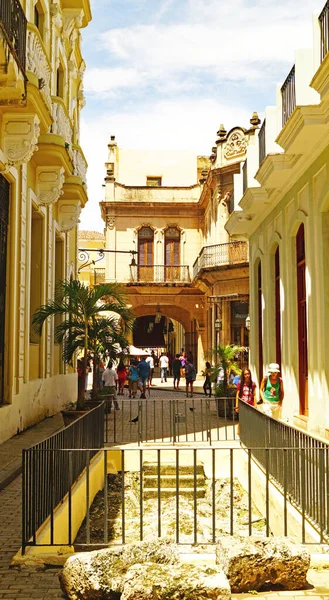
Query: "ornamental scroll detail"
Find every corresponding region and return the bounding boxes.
[224,130,247,160]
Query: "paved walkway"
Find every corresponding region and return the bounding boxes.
[0,385,328,599]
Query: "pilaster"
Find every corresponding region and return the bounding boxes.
[105,215,116,281]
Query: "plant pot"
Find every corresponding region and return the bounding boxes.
[61,409,89,427]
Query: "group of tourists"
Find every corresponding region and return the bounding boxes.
[235,362,284,419]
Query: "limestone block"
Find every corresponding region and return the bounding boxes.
[215,535,310,592]
[59,539,179,600]
[121,563,231,600]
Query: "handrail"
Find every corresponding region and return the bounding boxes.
[281,65,296,126]
[0,0,27,72]
[319,1,329,62]
[193,241,248,279]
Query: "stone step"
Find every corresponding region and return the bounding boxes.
[143,461,205,476]
[143,474,205,489]
[143,487,206,499]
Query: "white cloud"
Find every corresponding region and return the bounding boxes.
[79,97,253,230]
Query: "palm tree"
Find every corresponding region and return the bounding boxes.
[32,279,134,408]
[208,343,242,392]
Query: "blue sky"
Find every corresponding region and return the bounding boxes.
[79,0,323,230]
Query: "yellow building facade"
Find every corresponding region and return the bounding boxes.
[0,0,91,443]
[92,121,259,372]
[226,3,329,437]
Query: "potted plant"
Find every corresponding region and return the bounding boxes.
[32,279,133,413]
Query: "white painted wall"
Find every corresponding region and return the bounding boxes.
[117,149,198,186]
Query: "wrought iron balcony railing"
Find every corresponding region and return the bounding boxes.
[130,265,191,284]
[319,1,329,62]
[281,64,296,126]
[0,0,27,72]
[258,119,266,166]
[193,241,248,280]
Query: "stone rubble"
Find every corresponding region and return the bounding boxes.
[216,535,310,592]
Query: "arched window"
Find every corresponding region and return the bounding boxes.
[296,223,308,416]
[165,226,180,282]
[275,247,281,368]
[258,262,263,381]
[138,226,154,282]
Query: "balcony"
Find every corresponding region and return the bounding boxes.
[0,0,27,104]
[0,0,26,71]
[130,265,191,285]
[193,241,248,280]
[51,97,73,149]
[320,1,329,62]
[281,65,296,126]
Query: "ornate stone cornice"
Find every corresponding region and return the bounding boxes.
[1,113,40,167]
[63,8,83,38]
[36,166,65,205]
[58,199,81,232]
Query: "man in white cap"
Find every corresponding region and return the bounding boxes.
[259,363,284,419]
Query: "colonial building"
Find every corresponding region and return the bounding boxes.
[0,0,91,443]
[226,3,329,437]
[94,118,259,370]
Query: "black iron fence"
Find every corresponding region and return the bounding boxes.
[320,1,329,62]
[240,401,329,543]
[130,265,190,284]
[281,65,296,126]
[258,119,266,166]
[193,241,248,279]
[103,397,239,445]
[22,403,104,554]
[0,0,27,71]
[22,444,329,552]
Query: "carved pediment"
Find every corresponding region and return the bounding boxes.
[58,199,81,231]
[36,166,65,205]
[224,129,247,160]
[2,113,40,167]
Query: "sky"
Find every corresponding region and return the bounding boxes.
[79,0,323,231]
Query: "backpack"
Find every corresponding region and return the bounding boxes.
[186,363,196,380]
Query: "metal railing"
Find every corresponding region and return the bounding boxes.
[22,403,104,554]
[0,0,27,71]
[281,65,296,126]
[130,265,190,284]
[240,401,329,542]
[193,241,248,279]
[242,159,248,194]
[103,397,239,445]
[23,445,329,551]
[258,119,266,166]
[320,1,329,62]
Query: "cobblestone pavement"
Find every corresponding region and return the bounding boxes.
[0,477,64,599]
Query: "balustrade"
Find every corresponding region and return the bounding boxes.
[193,241,248,279]
[281,65,296,126]
[26,25,51,109]
[319,1,329,62]
[0,0,27,71]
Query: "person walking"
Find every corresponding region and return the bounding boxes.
[259,363,284,419]
[172,354,181,390]
[159,353,169,383]
[202,361,212,397]
[137,357,150,399]
[146,353,155,385]
[102,361,120,412]
[235,368,257,436]
[185,357,196,398]
[128,360,139,398]
[116,359,127,396]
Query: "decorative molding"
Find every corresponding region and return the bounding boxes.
[72,147,87,184]
[2,114,40,167]
[36,166,65,205]
[106,216,116,230]
[58,199,81,232]
[52,100,73,146]
[224,129,248,160]
[63,8,83,38]
[26,29,51,110]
